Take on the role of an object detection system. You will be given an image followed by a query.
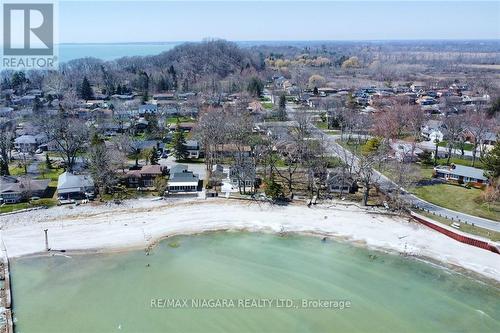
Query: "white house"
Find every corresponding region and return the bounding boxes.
[167,165,199,193]
[14,134,46,152]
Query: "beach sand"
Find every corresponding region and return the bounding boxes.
[1,198,498,282]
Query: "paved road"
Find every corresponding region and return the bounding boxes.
[287,105,500,232]
[417,140,474,158]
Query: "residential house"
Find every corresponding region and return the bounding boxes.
[229,161,257,189]
[167,164,200,193]
[184,140,201,159]
[410,83,426,93]
[421,120,445,140]
[0,176,50,203]
[138,104,158,115]
[462,128,497,147]
[14,134,46,152]
[125,165,165,188]
[433,164,488,186]
[57,172,95,200]
[168,122,196,132]
[216,144,252,158]
[326,170,358,194]
[153,93,175,101]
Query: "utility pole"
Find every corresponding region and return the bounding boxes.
[44,229,49,251]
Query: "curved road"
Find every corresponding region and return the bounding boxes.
[287,105,500,232]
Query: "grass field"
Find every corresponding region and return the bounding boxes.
[412,184,499,221]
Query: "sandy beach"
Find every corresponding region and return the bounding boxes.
[0,198,498,282]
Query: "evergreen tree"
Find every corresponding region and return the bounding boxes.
[277,94,287,121]
[488,97,500,117]
[247,77,263,97]
[168,65,178,90]
[149,147,159,165]
[481,141,500,179]
[45,153,52,170]
[313,86,319,95]
[79,76,94,101]
[172,122,188,161]
[265,174,284,200]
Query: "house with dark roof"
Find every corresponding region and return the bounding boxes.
[167,164,200,193]
[125,165,165,188]
[0,176,50,203]
[326,169,358,194]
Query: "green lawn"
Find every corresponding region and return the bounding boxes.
[416,209,500,242]
[315,121,328,130]
[438,141,474,151]
[166,116,194,124]
[8,163,27,176]
[412,184,500,221]
[0,198,56,214]
[435,157,484,169]
[38,166,64,186]
[261,102,274,110]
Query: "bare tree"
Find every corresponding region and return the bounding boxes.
[88,134,118,196]
[0,123,15,175]
[39,110,89,172]
[466,109,493,166]
[443,114,465,164]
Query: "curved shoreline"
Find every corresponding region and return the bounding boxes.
[1,198,499,283]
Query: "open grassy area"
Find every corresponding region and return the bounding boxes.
[416,209,500,242]
[315,121,329,130]
[261,102,274,110]
[166,116,194,124]
[438,141,474,151]
[435,157,484,169]
[0,198,57,214]
[38,165,64,186]
[8,163,27,176]
[412,184,500,221]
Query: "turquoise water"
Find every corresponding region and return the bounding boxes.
[58,43,179,62]
[10,232,500,333]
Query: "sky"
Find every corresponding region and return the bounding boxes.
[58,1,500,43]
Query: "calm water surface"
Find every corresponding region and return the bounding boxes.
[11,232,500,333]
[58,43,179,62]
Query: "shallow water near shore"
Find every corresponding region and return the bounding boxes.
[10,232,500,333]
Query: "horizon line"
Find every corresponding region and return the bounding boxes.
[57,38,500,45]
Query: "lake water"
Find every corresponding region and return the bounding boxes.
[10,232,500,333]
[58,43,180,63]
